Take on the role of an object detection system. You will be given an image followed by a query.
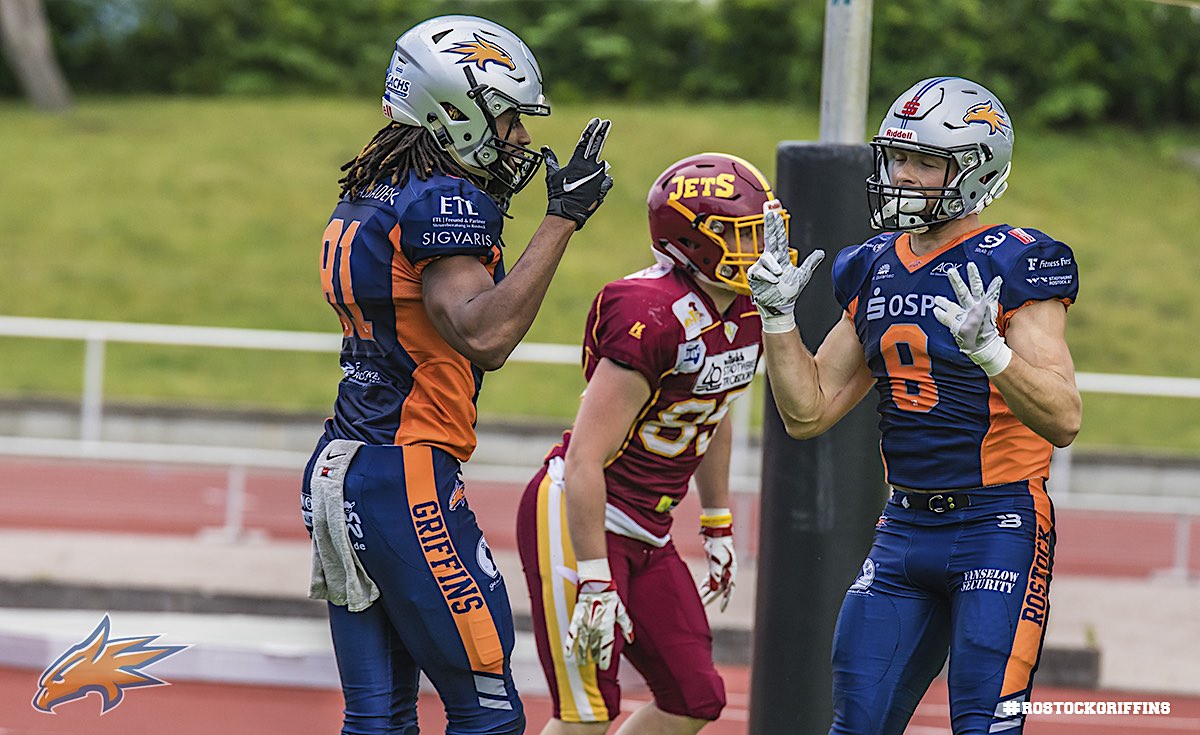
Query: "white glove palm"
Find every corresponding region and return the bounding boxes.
[563,560,633,671]
[748,200,825,333]
[932,261,1012,376]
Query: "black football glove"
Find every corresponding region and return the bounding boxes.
[543,117,613,231]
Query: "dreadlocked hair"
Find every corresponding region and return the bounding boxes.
[337,122,489,200]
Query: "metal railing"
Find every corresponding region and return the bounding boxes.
[1,314,1198,576]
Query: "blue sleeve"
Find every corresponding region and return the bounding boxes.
[396,179,502,265]
[1000,231,1079,310]
[832,237,887,311]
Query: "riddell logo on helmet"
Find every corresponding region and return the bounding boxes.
[883,127,916,141]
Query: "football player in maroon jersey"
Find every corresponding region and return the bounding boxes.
[516,153,790,734]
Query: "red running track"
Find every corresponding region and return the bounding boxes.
[3,664,1199,735]
[3,456,1200,733]
[1,456,1197,577]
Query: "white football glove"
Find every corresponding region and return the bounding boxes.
[932,261,1012,376]
[748,200,825,333]
[698,509,737,612]
[563,558,633,671]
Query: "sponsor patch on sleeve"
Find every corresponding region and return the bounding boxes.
[1009,227,1036,244]
[671,293,715,340]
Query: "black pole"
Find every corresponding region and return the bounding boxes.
[749,142,883,734]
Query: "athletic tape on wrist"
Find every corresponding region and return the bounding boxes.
[760,312,796,334]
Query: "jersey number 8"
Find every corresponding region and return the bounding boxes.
[880,324,939,413]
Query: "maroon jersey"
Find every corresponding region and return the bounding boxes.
[547,262,762,541]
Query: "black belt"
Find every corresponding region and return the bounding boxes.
[890,487,972,513]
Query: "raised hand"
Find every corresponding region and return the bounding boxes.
[932,261,1012,376]
[543,118,614,230]
[747,200,824,333]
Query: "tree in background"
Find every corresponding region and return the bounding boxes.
[0,0,71,110]
[6,0,1200,127]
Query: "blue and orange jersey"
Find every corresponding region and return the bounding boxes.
[546,262,763,540]
[319,172,505,462]
[831,224,1079,490]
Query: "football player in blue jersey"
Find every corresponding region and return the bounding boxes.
[747,77,1081,734]
[301,15,613,735]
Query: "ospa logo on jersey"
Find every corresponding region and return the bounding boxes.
[694,345,759,395]
[33,615,188,714]
[865,287,939,321]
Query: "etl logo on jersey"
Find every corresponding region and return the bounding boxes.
[33,615,187,714]
[440,196,479,216]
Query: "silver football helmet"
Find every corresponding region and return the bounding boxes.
[382,15,550,195]
[867,77,1014,232]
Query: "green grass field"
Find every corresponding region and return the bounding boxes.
[1,97,1198,453]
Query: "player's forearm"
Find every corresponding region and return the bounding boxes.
[563,460,610,561]
[455,216,576,369]
[694,419,732,509]
[763,330,828,439]
[991,356,1082,447]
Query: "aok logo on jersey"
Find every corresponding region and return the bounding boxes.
[694,345,759,395]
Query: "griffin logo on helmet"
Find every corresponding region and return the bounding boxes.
[32,614,188,714]
[444,34,516,72]
[963,101,1011,135]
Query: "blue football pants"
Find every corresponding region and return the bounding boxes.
[829,480,1055,735]
[303,441,524,735]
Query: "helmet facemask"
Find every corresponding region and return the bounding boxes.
[867,139,1010,233]
[461,68,549,196]
[705,207,790,295]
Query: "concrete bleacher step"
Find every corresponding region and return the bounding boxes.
[0,607,556,694]
[0,528,1109,690]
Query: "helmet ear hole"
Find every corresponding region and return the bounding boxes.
[441,103,468,121]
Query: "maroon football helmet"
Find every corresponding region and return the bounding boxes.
[647,152,789,295]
